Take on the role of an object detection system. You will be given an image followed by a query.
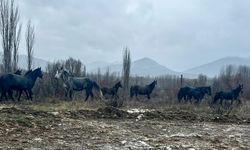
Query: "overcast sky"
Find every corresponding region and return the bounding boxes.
[17,0,250,71]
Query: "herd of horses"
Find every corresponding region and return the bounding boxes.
[178,84,243,106]
[0,67,244,107]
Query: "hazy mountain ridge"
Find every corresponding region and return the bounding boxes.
[1,54,248,78]
[87,57,197,78]
[185,57,250,77]
[0,54,49,70]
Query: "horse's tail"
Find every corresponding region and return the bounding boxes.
[93,81,103,98]
[100,87,105,96]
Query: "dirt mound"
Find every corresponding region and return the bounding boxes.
[210,114,250,124]
[96,107,132,119]
[1,107,249,124]
[0,107,55,118]
[0,107,60,128]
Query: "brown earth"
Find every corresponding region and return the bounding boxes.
[0,105,250,149]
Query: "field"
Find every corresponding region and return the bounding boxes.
[0,100,250,149]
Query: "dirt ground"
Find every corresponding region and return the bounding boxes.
[0,102,250,150]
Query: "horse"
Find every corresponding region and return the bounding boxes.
[212,84,243,106]
[0,69,23,101]
[55,68,103,101]
[101,81,122,99]
[187,86,212,103]
[0,67,43,101]
[178,86,211,103]
[130,80,157,99]
[177,86,192,102]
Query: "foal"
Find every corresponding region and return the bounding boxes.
[101,81,123,98]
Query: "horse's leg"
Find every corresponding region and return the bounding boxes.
[237,99,242,105]
[220,99,223,105]
[8,90,15,102]
[24,90,30,100]
[18,90,23,101]
[28,89,33,101]
[69,90,73,100]
[0,91,4,101]
[90,91,94,101]
[115,93,119,99]
[135,93,139,100]
[2,91,8,101]
[85,91,90,101]
[130,91,133,99]
[147,94,150,99]
[64,90,68,98]
[197,98,201,104]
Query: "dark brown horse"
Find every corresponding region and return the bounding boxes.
[130,80,157,99]
[212,84,243,106]
[101,81,122,98]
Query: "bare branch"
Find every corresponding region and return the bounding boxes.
[26,20,35,70]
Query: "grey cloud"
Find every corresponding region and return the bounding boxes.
[17,0,250,71]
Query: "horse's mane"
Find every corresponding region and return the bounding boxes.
[147,80,156,87]
[115,81,121,86]
[62,70,74,78]
[24,70,33,76]
[233,85,243,93]
[26,67,41,78]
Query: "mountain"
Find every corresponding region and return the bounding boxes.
[87,61,110,72]
[185,57,250,77]
[87,57,196,78]
[0,54,49,70]
[131,58,177,76]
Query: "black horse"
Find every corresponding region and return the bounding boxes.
[178,86,192,102]
[212,84,243,106]
[0,69,23,101]
[101,81,122,98]
[187,86,211,103]
[130,80,157,99]
[178,86,211,103]
[55,68,103,101]
[0,67,43,101]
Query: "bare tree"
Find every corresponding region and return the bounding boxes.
[122,47,131,98]
[82,65,86,76]
[26,20,35,70]
[0,0,20,73]
[13,23,21,71]
[65,57,83,76]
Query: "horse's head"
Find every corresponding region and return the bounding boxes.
[153,80,157,86]
[55,67,65,79]
[116,81,123,88]
[55,67,72,82]
[14,69,22,75]
[35,67,43,79]
[55,70,62,79]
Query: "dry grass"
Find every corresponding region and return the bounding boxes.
[1,97,250,119]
